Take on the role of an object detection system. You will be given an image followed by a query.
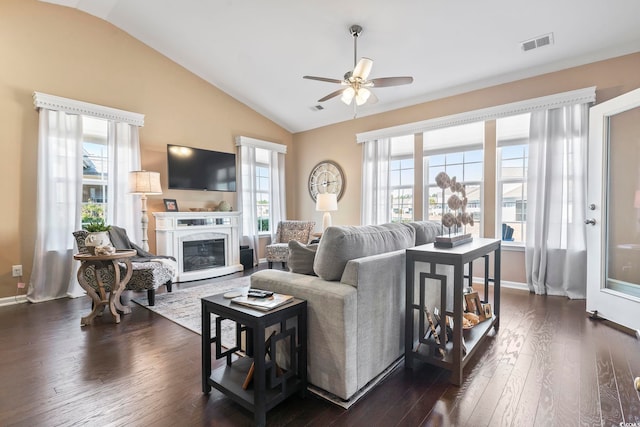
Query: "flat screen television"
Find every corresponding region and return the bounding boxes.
[167,144,236,192]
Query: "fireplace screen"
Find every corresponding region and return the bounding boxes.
[182,238,225,272]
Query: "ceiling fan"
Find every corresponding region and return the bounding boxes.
[304,24,414,109]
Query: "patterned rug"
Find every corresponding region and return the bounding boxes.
[132,276,250,346]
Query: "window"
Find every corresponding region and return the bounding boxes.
[236,136,286,240]
[424,122,484,238]
[81,116,109,228]
[497,113,530,243]
[255,148,271,233]
[390,135,414,223]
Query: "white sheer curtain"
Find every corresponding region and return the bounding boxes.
[30,93,144,302]
[106,121,142,243]
[270,150,286,239]
[361,138,391,225]
[525,103,589,299]
[238,144,260,265]
[28,109,85,302]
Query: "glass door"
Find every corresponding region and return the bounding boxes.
[586,88,640,332]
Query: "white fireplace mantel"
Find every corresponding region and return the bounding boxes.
[153,211,243,282]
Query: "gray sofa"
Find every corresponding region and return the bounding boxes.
[250,220,442,401]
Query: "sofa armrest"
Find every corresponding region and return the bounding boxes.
[250,269,358,399]
[340,249,406,390]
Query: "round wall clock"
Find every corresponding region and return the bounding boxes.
[308,160,345,202]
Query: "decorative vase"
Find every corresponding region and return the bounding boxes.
[217,200,231,212]
[85,231,111,255]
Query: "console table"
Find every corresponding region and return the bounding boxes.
[74,249,136,326]
[405,238,501,385]
[201,292,307,426]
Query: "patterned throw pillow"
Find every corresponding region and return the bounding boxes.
[287,240,318,275]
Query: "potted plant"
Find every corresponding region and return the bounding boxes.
[83,218,112,254]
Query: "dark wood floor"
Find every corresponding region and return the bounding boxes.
[1,267,639,427]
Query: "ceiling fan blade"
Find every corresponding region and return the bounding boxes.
[369,76,414,87]
[318,88,346,102]
[303,75,344,84]
[352,58,373,80]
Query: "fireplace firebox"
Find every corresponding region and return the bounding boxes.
[183,238,225,272]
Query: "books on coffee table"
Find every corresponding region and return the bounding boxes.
[231,292,293,311]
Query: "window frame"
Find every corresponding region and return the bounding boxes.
[255,158,271,235]
[389,154,415,223]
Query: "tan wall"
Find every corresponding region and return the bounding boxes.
[291,53,640,285]
[3,0,640,298]
[0,0,293,298]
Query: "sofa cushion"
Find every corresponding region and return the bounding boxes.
[287,241,318,275]
[407,221,442,246]
[313,223,415,281]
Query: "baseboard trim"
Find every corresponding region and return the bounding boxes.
[0,295,28,307]
[472,277,528,292]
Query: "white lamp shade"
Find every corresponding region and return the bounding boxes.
[129,170,163,195]
[355,88,371,106]
[316,193,338,212]
[353,58,373,80]
[341,86,356,105]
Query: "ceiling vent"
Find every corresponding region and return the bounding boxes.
[521,33,554,52]
[310,105,324,111]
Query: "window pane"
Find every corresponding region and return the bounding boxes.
[391,188,413,223]
[430,154,445,166]
[446,152,464,164]
[464,150,483,163]
[81,117,108,227]
[400,169,413,185]
[446,164,463,179]
[428,166,445,183]
[464,162,483,182]
[390,170,400,187]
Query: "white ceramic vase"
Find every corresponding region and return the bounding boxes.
[85,231,111,255]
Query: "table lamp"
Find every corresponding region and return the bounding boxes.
[316,193,338,231]
[129,170,163,251]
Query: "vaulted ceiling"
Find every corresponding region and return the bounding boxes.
[41,0,640,133]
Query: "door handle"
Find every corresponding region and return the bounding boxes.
[585,219,596,225]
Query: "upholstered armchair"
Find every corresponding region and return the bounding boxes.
[265,220,315,269]
[73,228,176,306]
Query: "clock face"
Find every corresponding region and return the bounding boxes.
[308,160,345,202]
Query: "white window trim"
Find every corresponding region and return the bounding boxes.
[33,92,144,126]
[356,86,595,143]
[235,136,287,153]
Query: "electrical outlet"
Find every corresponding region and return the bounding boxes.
[12,265,22,277]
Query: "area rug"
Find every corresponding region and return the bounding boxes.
[132,276,250,346]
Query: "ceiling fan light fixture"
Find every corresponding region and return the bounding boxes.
[341,86,355,105]
[353,57,373,80]
[355,88,371,106]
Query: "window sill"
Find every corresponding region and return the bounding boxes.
[500,241,525,252]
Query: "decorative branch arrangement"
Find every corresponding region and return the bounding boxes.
[434,172,474,247]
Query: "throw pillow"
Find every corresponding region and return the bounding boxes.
[288,240,318,275]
